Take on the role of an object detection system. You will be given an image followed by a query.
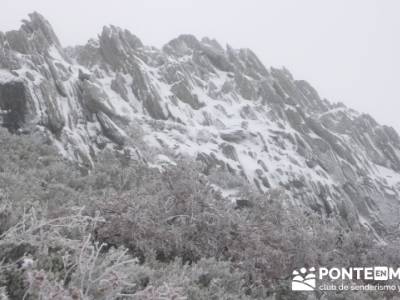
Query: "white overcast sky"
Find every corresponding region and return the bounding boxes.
[1,0,399,131]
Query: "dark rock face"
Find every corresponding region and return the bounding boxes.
[1,13,400,236]
[220,130,249,143]
[97,112,126,146]
[38,81,65,135]
[220,143,239,162]
[0,81,27,131]
[170,81,202,109]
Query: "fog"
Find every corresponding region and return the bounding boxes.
[1,0,399,130]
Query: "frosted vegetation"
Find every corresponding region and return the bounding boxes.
[0,128,400,300]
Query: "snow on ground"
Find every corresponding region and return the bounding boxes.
[0,69,17,82]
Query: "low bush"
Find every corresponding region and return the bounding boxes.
[0,129,399,299]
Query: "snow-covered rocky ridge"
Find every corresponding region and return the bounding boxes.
[1,12,400,235]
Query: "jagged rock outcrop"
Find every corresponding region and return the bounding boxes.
[1,13,400,236]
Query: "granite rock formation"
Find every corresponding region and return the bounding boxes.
[1,13,400,236]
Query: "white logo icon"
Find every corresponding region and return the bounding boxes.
[292,267,316,291]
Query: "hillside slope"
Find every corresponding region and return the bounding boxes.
[1,12,400,235]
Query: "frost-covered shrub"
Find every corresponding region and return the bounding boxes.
[0,207,142,300]
[0,129,399,299]
[92,158,231,263]
[147,258,251,300]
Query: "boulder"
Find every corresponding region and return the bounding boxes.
[96,112,126,146]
